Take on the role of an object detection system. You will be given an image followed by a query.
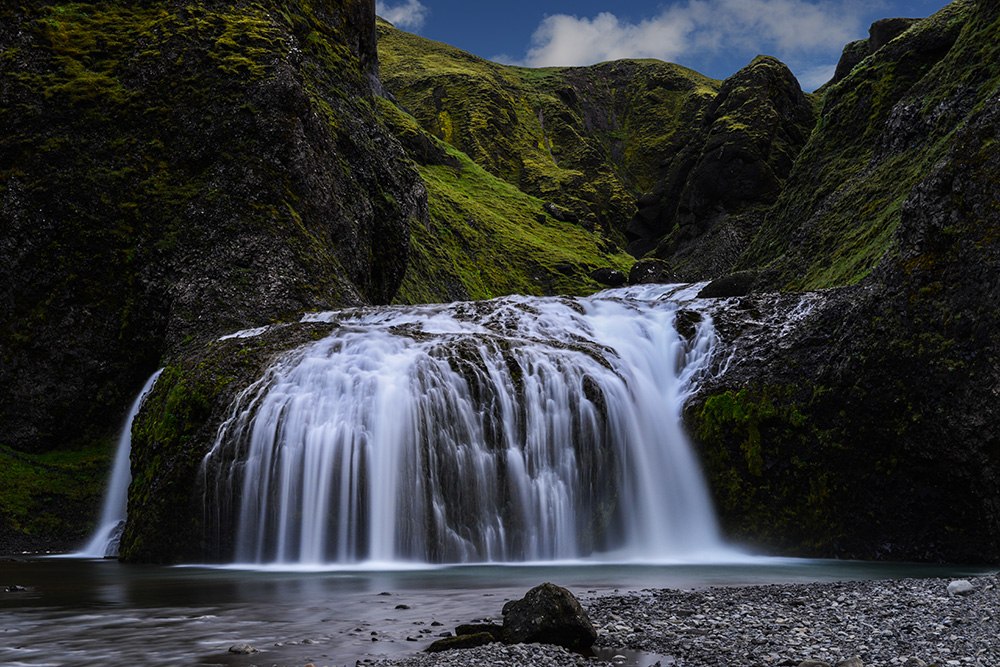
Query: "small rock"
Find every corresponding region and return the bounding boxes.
[228,644,258,655]
[395,604,411,609]
[902,659,927,667]
[590,267,627,287]
[798,661,832,667]
[425,632,495,653]
[455,623,503,642]
[697,271,758,298]
[543,202,579,223]
[835,659,863,667]
[947,580,975,596]
[5,585,27,592]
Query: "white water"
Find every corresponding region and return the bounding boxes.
[202,284,732,566]
[77,369,163,558]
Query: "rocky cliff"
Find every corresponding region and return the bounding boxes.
[686,0,1000,561]
[0,0,426,548]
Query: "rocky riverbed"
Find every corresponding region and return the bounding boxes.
[370,574,999,667]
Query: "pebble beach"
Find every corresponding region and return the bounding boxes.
[370,574,1000,667]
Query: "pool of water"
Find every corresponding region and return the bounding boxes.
[1,556,993,667]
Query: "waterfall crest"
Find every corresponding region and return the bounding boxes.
[202,285,726,566]
[78,369,163,558]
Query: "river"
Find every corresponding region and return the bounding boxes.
[1,556,992,667]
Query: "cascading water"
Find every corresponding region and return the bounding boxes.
[201,284,728,566]
[78,369,163,558]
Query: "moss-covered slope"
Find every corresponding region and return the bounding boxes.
[379,99,632,303]
[739,0,979,290]
[686,0,1000,562]
[377,18,720,248]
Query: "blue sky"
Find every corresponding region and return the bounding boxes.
[375,0,954,91]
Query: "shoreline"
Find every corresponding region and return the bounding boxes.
[373,573,1000,667]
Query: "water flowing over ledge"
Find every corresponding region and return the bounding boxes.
[76,369,163,558]
[200,284,734,567]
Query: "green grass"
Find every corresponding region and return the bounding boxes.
[382,100,632,303]
[377,18,721,242]
[0,441,112,539]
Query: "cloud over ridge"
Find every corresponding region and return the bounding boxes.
[511,0,874,88]
[376,0,430,31]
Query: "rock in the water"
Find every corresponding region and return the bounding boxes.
[947,580,975,596]
[425,632,496,652]
[589,267,628,287]
[5,585,27,592]
[501,582,597,650]
[228,643,258,655]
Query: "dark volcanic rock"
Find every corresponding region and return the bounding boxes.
[501,583,597,650]
[686,6,1000,560]
[0,0,425,463]
[628,260,675,285]
[626,55,815,267]
[697,272,758,298]
[425,632,496,653]
[589,267,628,287]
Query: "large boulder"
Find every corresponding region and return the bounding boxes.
[501,583,597,650]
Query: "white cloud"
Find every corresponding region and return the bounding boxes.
[516,0,877,87]
[795,63,838,91]
[376,0,429,31]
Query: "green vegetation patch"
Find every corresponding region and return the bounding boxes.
[380,100,633,304]
[738,0,988,290]
[377,18,720,242]
[0,440,113,546]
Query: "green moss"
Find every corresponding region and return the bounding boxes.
[738,0,990,290]
[692,385,850,553]
[0,440,112,542]
[377,19,720,241]
[378,98,632,303]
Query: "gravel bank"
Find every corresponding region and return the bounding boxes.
[371,574,999,667]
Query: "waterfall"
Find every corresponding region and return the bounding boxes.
[202,284,727,566]
[78,369,163,558]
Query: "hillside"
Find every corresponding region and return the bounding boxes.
[376,19,817,276]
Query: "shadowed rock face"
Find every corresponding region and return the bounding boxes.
[0,0,425,457]
[832,17,922,86]
[684,0,1000,562]
[625,55,816,265]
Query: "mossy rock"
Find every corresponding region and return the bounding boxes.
[0,0,423,462]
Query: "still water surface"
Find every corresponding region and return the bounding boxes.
[1,557,993,667]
